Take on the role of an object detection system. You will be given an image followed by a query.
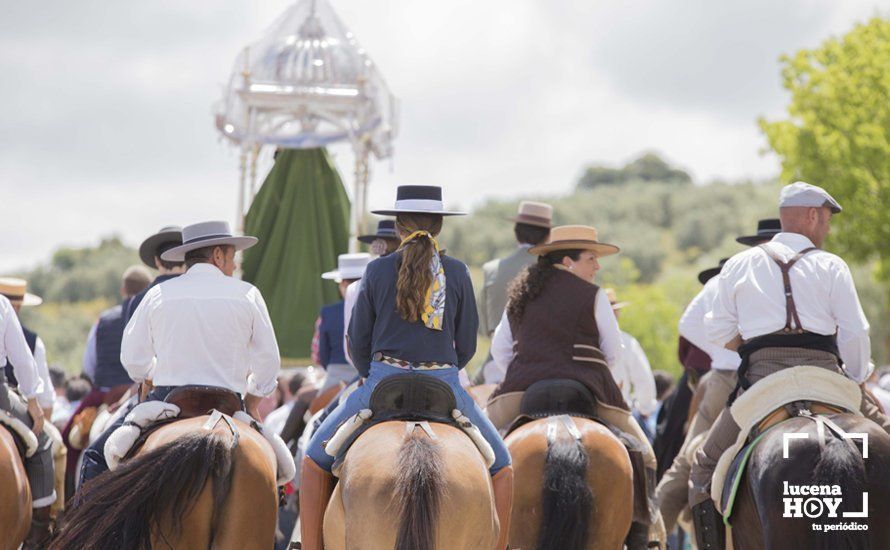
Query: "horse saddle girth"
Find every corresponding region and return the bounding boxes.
[164,385,242,418]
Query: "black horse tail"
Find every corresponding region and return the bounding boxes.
[394,430,444,550]
[536,436,593,550]
[812,433,868,550]
[51,432,236,550]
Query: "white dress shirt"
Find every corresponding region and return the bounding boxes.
[705,232,871,382]
[0,295,42,399]
[82,323,98,382]
[33,336,55,408]
[491,288,624,373]
[613,331,658,416]
[121,263,281,396]
[342,279,360,366]
[679,278,741,371]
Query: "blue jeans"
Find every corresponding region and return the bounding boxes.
[79,386,177,486]
[306,362,511,475]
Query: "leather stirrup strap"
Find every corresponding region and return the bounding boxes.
[758,245,818,333]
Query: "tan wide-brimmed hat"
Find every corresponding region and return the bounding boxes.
[0,277,43,307]
[604,288,629,310]
[529,225,619,257]
[509,201,553,228]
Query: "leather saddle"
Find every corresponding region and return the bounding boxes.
[505,379,598,436]
[164,385,242,418]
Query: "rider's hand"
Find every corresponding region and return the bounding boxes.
[43,406,53,422]
[27,398,45,435]
[244,393,263,421]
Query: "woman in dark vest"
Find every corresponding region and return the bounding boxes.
[486,225,665,547]
[300,185,513,550]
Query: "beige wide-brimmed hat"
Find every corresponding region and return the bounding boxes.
[529,225,619,257]
[0,277,43,307]
[604,288,629,310]
[509,201,553,228]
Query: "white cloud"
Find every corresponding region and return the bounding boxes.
[1,0,887,271]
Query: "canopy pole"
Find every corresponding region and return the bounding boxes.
[237,146,248,233]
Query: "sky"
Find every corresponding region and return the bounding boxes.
[1,0,887,272]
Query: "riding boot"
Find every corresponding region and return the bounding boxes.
[299,457,335,550]
[24,506,53,549]
[691,500,725,550]
[491,466,514,550]
[625,522,649,550]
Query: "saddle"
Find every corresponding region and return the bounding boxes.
[164,385,242,418]
[504,379,598,436]
[325,375,494,474]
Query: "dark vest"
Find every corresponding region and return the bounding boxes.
[2,325,37,387]
[493,268,628,410]
[93,302,134,389]
[319,301,348,367]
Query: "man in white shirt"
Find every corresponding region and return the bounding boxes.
[0,294,56,543]
[688,183,890,550]
[79,221,281,485]
[605,288,657,417]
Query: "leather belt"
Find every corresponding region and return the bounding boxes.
[373,353,453,370]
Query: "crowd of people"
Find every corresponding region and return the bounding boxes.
[1,180,887,549]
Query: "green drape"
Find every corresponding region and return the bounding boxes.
[242,148,350,359]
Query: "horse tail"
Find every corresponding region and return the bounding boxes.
[393,429,444,550]
[811,432,868,550]
[536,436,593,550]
[51,432,236,550]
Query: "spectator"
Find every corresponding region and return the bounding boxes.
[264,372,308,435]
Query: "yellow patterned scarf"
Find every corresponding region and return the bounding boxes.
[400,230,446,331]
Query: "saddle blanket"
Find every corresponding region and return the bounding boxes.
[105,401,296,485]
[711,366,862,517]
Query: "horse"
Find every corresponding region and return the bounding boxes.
[51,414,280,550]
[323,421,500,550]
[505,416,634,550]
[728,414,890,550]
[0,425,31,550]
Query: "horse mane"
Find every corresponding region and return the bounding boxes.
[393,430,444,550]
[537,435,593,550]
[51,432,236,550]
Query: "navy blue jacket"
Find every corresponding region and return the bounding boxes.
[318,301,348,367]
[348,251,478,377]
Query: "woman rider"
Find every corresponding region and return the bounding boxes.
[487,225,665,548]
[300,185,513,550]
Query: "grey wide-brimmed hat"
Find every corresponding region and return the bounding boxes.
[160,221,258,262]
[371,185,466,216]
[138,225,183,267]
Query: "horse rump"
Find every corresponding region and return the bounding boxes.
[51,432,235,550]
[393,430,444,550]
[537,436,593,550]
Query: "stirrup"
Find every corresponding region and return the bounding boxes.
[692,500,725,550]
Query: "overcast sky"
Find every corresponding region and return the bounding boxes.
[1,0,887,271]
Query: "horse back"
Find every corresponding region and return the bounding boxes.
[326,421,497,550]
[0,426,30,550]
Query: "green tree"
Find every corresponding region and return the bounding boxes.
[760,17,890,278]
[577,152,692,190]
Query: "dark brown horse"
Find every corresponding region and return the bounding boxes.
[505,416,634,550]
[729,414,890,550]
[0,425,31,550]
[51,415,279,549]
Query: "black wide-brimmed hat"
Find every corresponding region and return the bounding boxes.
[698,258,729,285]
[371,185,466,217]
[736,219,780,246]
[139,225,183,268]
[358,219,399,244]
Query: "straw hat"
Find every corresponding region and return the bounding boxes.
[0,277,43,307]
[161,221,258,262]
[510,201,553,228]
[604,288,629,310]
[529,225,619,257]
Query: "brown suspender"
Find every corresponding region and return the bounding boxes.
[758,244,818,333]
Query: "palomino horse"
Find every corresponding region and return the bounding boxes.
[729,414,890,550]
[323,421,499,550]
[0,425,31,550]
[51,414,279,549]
[506,416,634,550]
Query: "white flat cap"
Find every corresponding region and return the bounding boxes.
[779,181,842,213]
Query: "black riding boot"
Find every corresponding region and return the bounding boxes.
[692,500,725,550]
[625,521,649,550]
[24,506,53,549]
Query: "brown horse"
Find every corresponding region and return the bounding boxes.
[0,425,31,550]
[51,415,279,549]
[323,421,499,550]
[506,416,634,550]
[729,414,890,550]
